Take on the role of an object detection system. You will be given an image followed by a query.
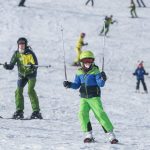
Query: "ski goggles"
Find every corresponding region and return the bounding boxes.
[18,41,26,45]
[81,58,94,63]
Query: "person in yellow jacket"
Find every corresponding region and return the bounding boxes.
[73,33,88,66]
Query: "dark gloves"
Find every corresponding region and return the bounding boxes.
[63,81,72,88]
[3,62,10,70]
[29,63,34,69]
[145,72,149,75]
[28,63,36,69]
[101,71,107,81]
[133,73,136,75]
[84,42,88,46]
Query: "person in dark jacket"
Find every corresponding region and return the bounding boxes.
[133,62,148,93]
[136,0,146,7]
[18,0,26,7]
[63,51,118,144]
[130,0,138,18]
[3,37,42,119]
[85,0,94,6]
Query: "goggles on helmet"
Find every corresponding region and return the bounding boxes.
[81,58,94,63]
[18,41,26,44]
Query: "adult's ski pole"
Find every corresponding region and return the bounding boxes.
[0,63,51,68]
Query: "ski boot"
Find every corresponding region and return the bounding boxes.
[84,131,95,143]
[12,110,24,119]
[107,131,118,144]
[84,137,95,143]
[145,90,148,94]
[30,111,43,119]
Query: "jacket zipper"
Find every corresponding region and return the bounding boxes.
[84,74,88,98]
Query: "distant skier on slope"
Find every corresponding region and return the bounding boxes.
[136,0,146,7]
[85,0,94,7]
[133,61,148,93]
[129,0,138,18]
[3,37,42,119]
[18,0,26,7]
[72,33,88,66]
[63,51,118,144]
[99,15,117,36]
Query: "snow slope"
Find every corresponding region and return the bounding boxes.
[0,0,150,149]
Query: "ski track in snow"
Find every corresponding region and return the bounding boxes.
[0,0,150,149]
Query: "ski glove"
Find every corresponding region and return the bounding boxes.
[84,43,88,46]
[101,71,107,81]
[28,63,35,69]
[63,81,72,88]
[3,62,11,70]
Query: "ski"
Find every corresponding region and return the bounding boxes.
[0,117,43,120]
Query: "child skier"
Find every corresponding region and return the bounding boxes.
[63,50,118,144]
[130,0,138,18]
[133,61,148,93]
[99,15,117,36]
[73,33,88,66]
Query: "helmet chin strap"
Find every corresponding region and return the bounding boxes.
[19,48,25,54]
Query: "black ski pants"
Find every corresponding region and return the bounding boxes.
[19,0,26,6]
[136,79,147,92]
[136,0,146,7]
[85,0,94,6]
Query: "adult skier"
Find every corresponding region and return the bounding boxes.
[73,33,88,66]
[85,0,94,7]
[63,51,118,144]
[130,0,138,18]
[18,0,26,7]
[3,37,42,119]
[99,15,117,36]
[133,62,148,93]
[136,0,146,7]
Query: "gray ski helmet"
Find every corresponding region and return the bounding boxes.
[17,37,28,47]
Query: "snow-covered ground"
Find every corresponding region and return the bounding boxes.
[0,0,150,149]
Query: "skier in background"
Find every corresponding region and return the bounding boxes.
[18,0,26,7]
[3,37,42,119]
[133,61,148,93]
[99,15,117,36]
[85,0,94,7]
[130,0,138,18]
[136,0,146,7]
[63,51,118,144]
[72,33,88,66]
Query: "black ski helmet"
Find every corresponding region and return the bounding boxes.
[17,37,28,47]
